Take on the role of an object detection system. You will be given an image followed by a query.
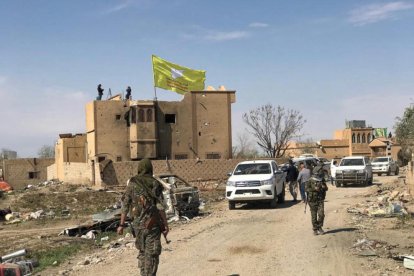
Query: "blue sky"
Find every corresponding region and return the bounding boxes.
[0,0,413,157]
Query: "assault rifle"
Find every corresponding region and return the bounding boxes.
[136,177,171,244]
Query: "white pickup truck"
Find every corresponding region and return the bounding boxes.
[335,156,373,187]
[225,160,286,209]
[371,156,399,176]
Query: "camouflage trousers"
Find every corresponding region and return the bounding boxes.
[309,201,325,230]
[135,227,162,276]
[288,180,298,200]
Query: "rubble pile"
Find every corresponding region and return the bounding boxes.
[348,187,411,218]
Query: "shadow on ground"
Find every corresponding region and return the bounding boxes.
[232,200,301,210]
[324,227,358,235]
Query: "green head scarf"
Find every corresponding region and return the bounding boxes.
[138,158,153,176]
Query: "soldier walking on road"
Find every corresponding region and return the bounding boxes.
[305,176,328,235]
[286,159,299,202]
[118,158,169,276]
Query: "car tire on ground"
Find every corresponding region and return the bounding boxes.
[277,183,285,203]
[269,189,277,208]
[387,168,391,176]
[378,173,382,176]
[335,181,342,187]
[395,167,399,175]
[229,201,235,210]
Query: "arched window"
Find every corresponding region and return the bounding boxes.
[352,134,356,143]
[362,134,366,143]
[357,134,361,143]
[146,109,153,122]
[138,108,145,122]
[367,134,371,143]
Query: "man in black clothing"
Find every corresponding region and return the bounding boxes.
[97,84,104,100]
[286,159,299,202]
[126,86,132,100]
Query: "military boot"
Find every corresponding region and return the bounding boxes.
[318,228,325,235]
[313,230,319,236]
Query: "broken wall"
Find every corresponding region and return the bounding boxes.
[4,158,55,189]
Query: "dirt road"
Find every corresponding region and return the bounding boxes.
[76,184,372,276]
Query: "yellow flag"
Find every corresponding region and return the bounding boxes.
[152,55,206,94]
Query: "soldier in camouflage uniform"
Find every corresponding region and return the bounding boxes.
[117,159,169,276]
[305,176,328,235]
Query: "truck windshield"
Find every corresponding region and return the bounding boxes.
[234,163,271,175]
[340,159,364,166]
[372,157,388,162]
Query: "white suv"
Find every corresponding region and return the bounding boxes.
[371,156,399,176]
[226,160,286,210]
[335,156,373,187]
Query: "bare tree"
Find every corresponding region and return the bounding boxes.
[38,145,55,158]
[233,132,259,158]
[242,104,305,158]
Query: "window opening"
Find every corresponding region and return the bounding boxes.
[165,114,176,124]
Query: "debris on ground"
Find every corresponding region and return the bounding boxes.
[346,169,414,274]
[404,255,414,270]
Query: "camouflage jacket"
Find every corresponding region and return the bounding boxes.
[121,159,165,228]
[305,178,328,203]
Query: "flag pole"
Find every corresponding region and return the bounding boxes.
[152,55,158,101]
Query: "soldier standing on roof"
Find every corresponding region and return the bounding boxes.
[126,86,132,100]
[118,158,169,276]
[97,84,104,100]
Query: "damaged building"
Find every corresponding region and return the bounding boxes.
[49,87,236,186]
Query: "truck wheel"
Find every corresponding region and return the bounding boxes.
[395,167,399,175]
[269,189,277,208]
[229,201,235,210]
[387,169,391,176]
[378,173,382,176]
[277,183,285,203]
[335,181,342,187]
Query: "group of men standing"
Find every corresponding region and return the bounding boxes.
[96,84,132,100]
[286,159,329,235]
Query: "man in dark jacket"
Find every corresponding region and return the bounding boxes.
[286,159,299,202]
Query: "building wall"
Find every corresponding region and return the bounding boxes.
[86,100,130,162]
[61,162,93,185]
[154,90,235,160]
[47,164,57,180]
[4,158,54,189]
[101,158,285,187]
[55,134,87,180]
[317,146,349,159]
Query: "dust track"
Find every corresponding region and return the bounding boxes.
[75,185,371,276]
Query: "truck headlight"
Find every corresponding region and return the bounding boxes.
[336,170,342,174]
[261,179,273,186]
[357,170,365,173]
[226,181,235,186]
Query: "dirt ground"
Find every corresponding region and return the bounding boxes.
[2,174,414,275]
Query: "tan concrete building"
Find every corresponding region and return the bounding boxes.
[51,88,236,185]
[286,120,401,160]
